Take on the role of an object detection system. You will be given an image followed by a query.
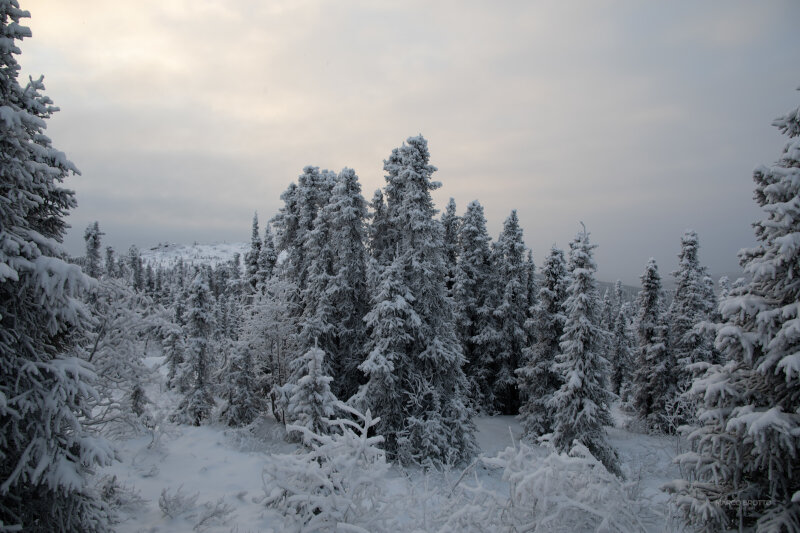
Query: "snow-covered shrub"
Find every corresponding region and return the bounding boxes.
[98,475,147,524]
[158,486,233,532]
[439,441,647,533]
[158,486,199,519]
[261,401,391,532]
[81,277,161,439]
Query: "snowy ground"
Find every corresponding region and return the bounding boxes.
[101,357,683,532]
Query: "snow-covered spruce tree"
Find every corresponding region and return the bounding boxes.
[486,210,531,415]
[224,251,245,299]
[372,147,404,261]
[357,135,476,466]
[213,291,230,342]
[701,272,722,365]
[127,245,143,292]
[220,340,263,427]
[608,281,634,399]
[285,344,338,441]
[355,256,411,455]
[83,221,104,279]
[244,212,261,292]
[367,188,394,266]
[517,248,539,391]
[297,180,337,375]
[163,305,187,392]
[298,167,368,400]
[0,2,112,529]
[666,98,800,531]
[273,182,299,254]
[272,166,335,296]
[517,245,568,439]
[599,288,614,335]
[631,258,675,432]
[144,263,154,294]
[668,230,714,391]
[718,275,732,301]
[243,273,298,422]
[549,226,620,476]
[256,225,277,289]
[441,197,460,298]
[453,200,495,410]
[104,246,116,278]
[172,270,215,426]
[524,249,538,324]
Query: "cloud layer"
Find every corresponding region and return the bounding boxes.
[20,0,800,284]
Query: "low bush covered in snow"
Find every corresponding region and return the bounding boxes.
[158,486,234,531]
[437,440,649,533]
[262,402,656,532]
[261,401,392,532]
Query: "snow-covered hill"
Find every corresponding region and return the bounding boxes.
[141,242,249,269]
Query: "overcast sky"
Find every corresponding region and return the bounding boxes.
[20,0,800,285]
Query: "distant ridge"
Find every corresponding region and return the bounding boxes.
[140,242,249,269]
[138,242,745,303]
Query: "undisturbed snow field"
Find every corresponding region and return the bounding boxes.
[102,357,683,532]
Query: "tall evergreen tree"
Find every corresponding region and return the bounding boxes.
[668,97,800,531]
[599,289,614,335]
[273,182,299,256]
[144,263,155,294]
[224,252,244,298]
[517,245,568,438]
[357,135,476,466]
[127,245,143,292]
[104,246,116,278]
[524,249,538,323]
[163,305,186,392]
[453,200,494,409]
[357,257,411,454]
[324,168,369,399]
[488,210,530,414]
[83,221,103,279]
[441,197,460,298]
[172,270,215,426]
[299,168,369,400]
[367,189,393,266]
[256,226,277,288]
[608,281,633,399]
[0,3,112,529]
[631,258,675,432]
[549,226,620,476]
[220,340,263,427]
[244,212,261,291]
[718,275,732,300]
[243,275,297,422]
[668,230,714,388]
[272,167,336,320]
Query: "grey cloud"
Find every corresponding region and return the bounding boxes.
[21,0,800,284]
